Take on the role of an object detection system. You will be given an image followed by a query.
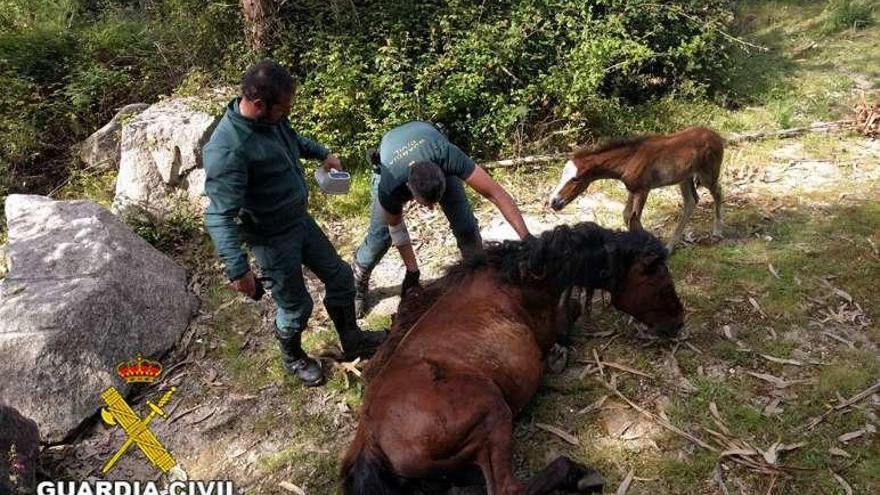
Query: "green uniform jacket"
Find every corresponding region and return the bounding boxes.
[377,121,476,214]
[203,98,329,280]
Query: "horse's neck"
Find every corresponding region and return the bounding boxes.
[518,285,566,350]
[586,147,638,183]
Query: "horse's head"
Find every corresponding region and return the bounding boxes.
[548,158,592,211]
[609,245,684,338]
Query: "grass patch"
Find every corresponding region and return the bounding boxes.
[656,450,717,492]
[308,168,373,223]
[56,168,117,206]
[813,349,880,398]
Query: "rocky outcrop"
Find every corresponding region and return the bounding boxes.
[79,103,150,171]
[112,97,220,217]
[0,195,198,442]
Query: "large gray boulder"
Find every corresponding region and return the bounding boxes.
[0,405,39,494]
[79,103,150,171]
[113,97,221,217]
[0,195,198,442]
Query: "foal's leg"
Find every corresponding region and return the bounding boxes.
[626,190,649,232]
[622,193,635,228]
[709,181,724,237]
[668,180,697,251]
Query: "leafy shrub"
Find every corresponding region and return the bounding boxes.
[279,0,737,162]
[124,202,203,253]
[1,0,740,230]
[822,0,875,33]
[0,0,240,221]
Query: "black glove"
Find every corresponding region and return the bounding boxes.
[401,269,421,298]
[250,277,273,301]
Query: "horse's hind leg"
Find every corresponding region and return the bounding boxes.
[521,457,604,494]
[476,425,604,495]
[668,180,697,251]
[475,404,525,495]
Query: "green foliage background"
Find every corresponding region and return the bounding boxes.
[0,0,739,210]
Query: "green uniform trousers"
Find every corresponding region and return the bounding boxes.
[243,214,355,336]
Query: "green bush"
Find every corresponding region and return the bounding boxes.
[0,0,240,221]
[822,0,875,33]
[124,202,203,253]
[0,0,740,229]
[279,0,737,162]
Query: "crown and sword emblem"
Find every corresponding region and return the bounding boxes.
[99,354,181,476]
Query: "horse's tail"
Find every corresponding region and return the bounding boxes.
[341,427,400,495]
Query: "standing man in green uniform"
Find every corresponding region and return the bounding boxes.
[352,121,531,316]
[203,60,385,387]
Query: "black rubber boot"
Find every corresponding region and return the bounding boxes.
[274,325,324,386]
[352,260,372,318]
[326,302,387,361]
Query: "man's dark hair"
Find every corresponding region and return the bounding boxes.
[407,161,446,204]
[241,60,293,108]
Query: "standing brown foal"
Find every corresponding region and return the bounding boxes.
[548,126,725,251]
[342,223,685,494]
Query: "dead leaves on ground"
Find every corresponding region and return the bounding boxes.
[535,422,581,446]
[746,371,812,389]
[854,97,879,138]
[707,401,806,474]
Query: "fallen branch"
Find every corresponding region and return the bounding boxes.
[831,471,854,495]
[714,464,732,495]
[726,120,855,144]
[479,120,857,170]
[535,423,580,446]
[481,152,568,169]
[616,469,635,495]
[802,380,880,430]
[835,379,880,410]
[577,358,655,379]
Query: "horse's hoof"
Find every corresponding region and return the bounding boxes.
[546,344,569,374]
[576,471,605,493]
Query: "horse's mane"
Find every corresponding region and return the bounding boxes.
[363,222,666,380]
[573,135,652,159]
[453,221,666,290]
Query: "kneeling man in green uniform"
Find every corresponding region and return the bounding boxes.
[352,121,531,316]
[203,60,385,386]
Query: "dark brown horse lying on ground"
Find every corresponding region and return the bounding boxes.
[341,222,685,494]
[549,126,725,251]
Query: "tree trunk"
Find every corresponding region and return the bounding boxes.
[240,0,275,53]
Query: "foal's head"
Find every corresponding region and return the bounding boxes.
[549,137,648,211]
[548,158,591,211]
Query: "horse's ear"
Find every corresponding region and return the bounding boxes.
[641,253,663,273]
